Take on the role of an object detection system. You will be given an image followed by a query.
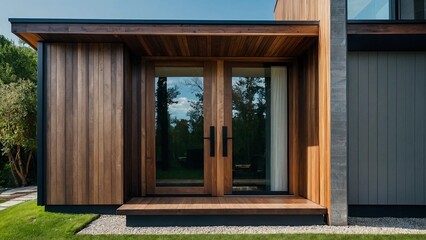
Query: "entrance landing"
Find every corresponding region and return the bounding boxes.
[117,196,326,216]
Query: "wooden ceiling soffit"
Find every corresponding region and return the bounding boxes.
[11,20,319,55]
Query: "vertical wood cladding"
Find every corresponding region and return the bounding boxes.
[348,52,426,205]
[45,43,124,205]
[289,45,319,202]
[275,0,331,222]
[124,51,142,201]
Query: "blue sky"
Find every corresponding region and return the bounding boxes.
[1,0,276,42]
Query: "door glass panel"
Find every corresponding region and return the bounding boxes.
[155,67,204,187]
[231,67,288,193]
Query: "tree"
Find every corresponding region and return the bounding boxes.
[0,35,37,84]
[0,35,37,187]
[232,77,266,169]
[155,77,180,170]
[0,80,37,186]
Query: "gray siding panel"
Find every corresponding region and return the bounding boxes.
[358,52,370,204]
[387,54,398,204]
[348,53,359,205]
[406,55,416,204]
[396,54,405,204]
[348,52,426,205]
[415,53,425,204]
[368,52,378,204]
[377,52,388,204]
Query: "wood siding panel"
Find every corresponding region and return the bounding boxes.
[348,52,426,205]
[275,0,331,221]
[45,43,124,205]
[123,51,142,201]
[289,45,319,203]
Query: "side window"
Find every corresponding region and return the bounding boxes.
[399,0,426,20]
[348,0,391,20]
[348,0,426,20]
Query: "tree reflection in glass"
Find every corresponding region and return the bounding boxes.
[155,67,204,187]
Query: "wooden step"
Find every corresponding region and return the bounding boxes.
[117,196,327,216]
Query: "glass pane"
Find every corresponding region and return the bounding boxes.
[155,67,204,187]
[399,0,426,19]
[348,0,391,20]
[231,67,270,192]
[231,67,288,194]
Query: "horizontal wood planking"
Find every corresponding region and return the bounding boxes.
[45,43,124,205]
[125,35,317,57]
[117,196,327,215]
[348,52,426,205]
[18,34,317,58]
[347,23,426,35]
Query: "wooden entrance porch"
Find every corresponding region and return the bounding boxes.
[117,196,326,216]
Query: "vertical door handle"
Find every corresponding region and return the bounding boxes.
[222,126,228,157]
[209,126,215,157]
[204,126,215,157]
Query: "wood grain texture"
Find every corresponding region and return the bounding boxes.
[117,196,327,215]
[145,62,156,195]
[45,43,124,205]
[347,23,426,35]
[214,60,225,196]
[203,62,214,195]
[13,23,318,36]
[290,45,319,201]
[223,64,233,195]
[127,35,317,57]
[275,0,331,221]
[123,51,142,201]
[288,60,299,196]
[17,34,318,58]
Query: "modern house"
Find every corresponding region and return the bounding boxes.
[9,0,426,226]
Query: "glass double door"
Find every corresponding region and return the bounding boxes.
[146,62,288,195]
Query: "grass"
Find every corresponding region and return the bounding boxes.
[0,200,425,240]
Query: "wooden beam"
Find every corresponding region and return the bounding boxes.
[143,56,295,62]
[12,23,319,36]
[347,23,426,35]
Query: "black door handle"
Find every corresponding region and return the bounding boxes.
[223,126,228,157]
[209,126,215,157]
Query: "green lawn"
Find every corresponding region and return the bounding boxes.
[0,200,425,240]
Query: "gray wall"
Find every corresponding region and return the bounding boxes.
[348,52,426,205]
[330,0,348,225]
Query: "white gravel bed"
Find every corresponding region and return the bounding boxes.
[78,215,426,235]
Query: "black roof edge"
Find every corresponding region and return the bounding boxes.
[347,20,426,24]
[9,18,319,25]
